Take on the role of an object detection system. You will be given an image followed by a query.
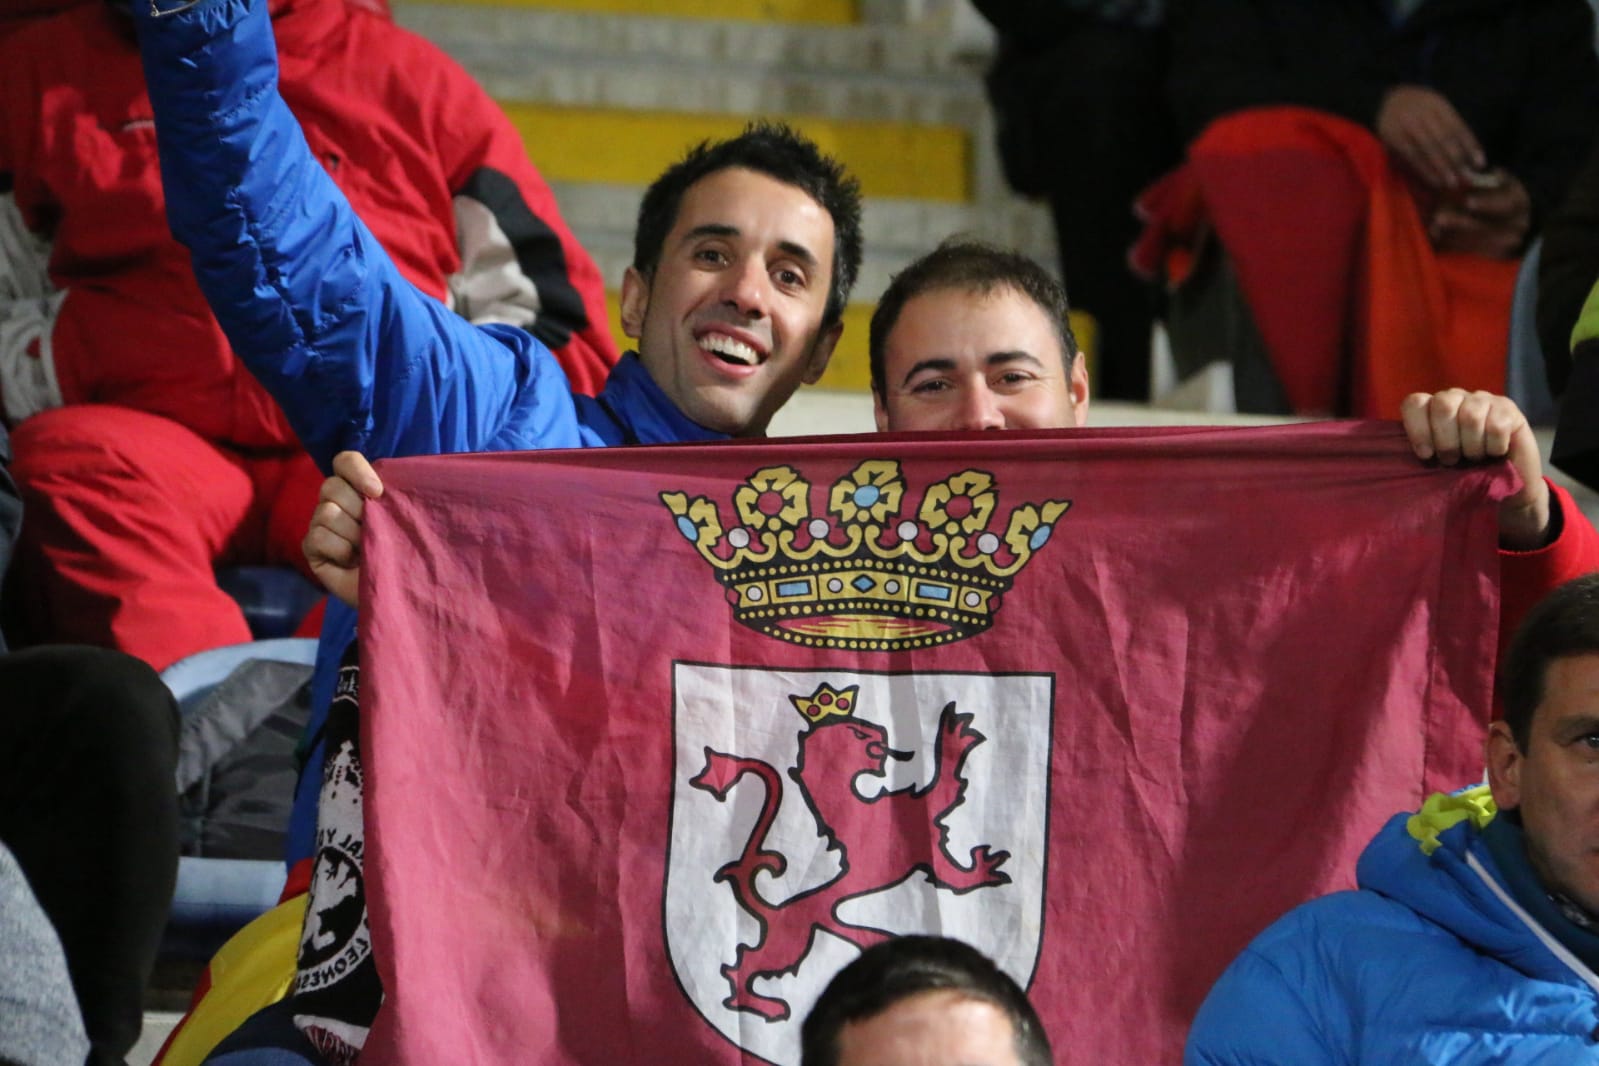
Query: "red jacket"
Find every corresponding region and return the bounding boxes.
[0,0,616,448]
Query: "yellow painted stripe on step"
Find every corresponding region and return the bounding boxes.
[598,299,1091,396]
[410,0,857,23]
[502,105,968,202]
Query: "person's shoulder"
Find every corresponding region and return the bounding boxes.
[1251,887,1440,958]
[342,5,476,83]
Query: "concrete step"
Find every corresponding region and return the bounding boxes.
[396,3,970,85]
[394,4,993,164]
[132,1012,181,1066]
[407,0,857,24]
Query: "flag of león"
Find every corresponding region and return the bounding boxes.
[358,423,1509,1063]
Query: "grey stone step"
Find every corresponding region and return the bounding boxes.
[394,3,989,128]
[133,1012,181,1066]
[549,181,1057,299]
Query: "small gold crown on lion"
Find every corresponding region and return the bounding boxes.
[660,459,1069,651]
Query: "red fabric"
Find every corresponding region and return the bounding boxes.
[9,405,321,670]
[282,859,315,904]
[1134,107,1519,417]
[357,424,1510,1063]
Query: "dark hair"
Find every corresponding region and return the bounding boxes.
[1502,573,1599,750]
[632,120,863,330]
[868,238,1078,398]
[800,935,1052,1066]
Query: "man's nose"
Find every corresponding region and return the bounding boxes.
[954,384,1006,431]
[720,258,769,318]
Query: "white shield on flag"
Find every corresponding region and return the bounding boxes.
[664,663,1054,1065]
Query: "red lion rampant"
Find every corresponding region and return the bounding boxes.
[689,682,1010,1021]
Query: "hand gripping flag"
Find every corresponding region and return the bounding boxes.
[357,423,1510,1063]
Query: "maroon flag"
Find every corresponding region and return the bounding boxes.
[359,423,1510,1063]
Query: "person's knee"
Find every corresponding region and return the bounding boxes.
[4,646,179,761]
[12,405,181,484]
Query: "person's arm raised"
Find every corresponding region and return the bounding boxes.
[133,0,580,466]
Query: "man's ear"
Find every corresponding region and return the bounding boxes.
[802,320,844,386]
[620,266,649,340]
[1486,719,1524,812]
[873,390,890,433]
[1069,355,1091,428]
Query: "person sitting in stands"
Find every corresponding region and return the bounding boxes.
[0,0,616,670]
[800,934,1054,1066]
[1143,0,1599,418]
[1187,571,1599,1065]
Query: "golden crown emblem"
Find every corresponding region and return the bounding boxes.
[660,459,1069,651]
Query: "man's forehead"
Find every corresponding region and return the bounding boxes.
[673,166,834,246]
[1533,654,1599,731]
[887,286,1061,357]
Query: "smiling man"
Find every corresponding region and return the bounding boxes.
[626,164,847,437]
[1187,572,1599,1065]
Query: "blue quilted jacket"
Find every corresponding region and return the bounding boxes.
[133,0,725,863]
[1186,788,1599,1064]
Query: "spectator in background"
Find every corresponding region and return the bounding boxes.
[1538,139,1599,492]
[0,417,183,1066]
[1535,138,1599,399]
[973,0,1176,402]
[1146,0,1599,418]
[800,935,1053,1066]
[1186,572,1599,1065]
[0,0,617,671]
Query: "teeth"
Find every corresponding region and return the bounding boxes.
[699,334,759,366]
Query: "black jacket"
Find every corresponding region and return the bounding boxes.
[1167,0,1599,226]
[0,426,19,652]
[1538,135,1599,395]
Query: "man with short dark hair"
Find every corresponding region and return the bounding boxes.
[869,239,1090,434]
[801,935,1053,1066]
[1186,572,1599,1065]
[621,121,862,440]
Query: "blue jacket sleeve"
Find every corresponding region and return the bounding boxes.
[132,0,582,466]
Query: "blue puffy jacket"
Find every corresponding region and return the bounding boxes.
[1186,788,1599,1064]
[133,0,726,863]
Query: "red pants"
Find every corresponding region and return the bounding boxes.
[9,405,321,670]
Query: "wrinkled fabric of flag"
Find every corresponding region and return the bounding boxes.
[358,422,1510,1064]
